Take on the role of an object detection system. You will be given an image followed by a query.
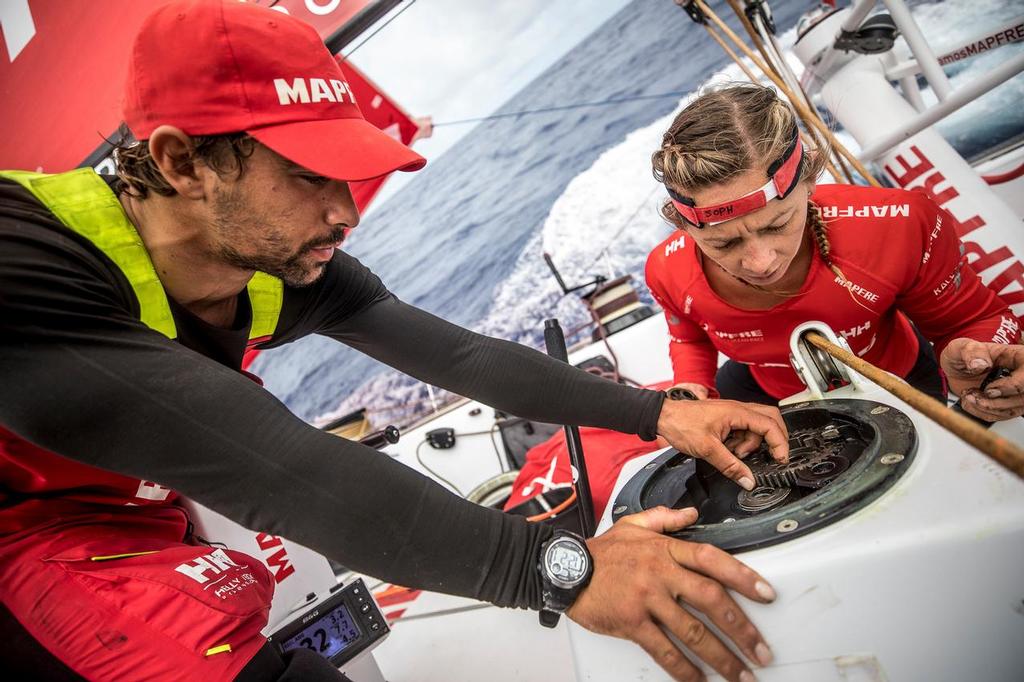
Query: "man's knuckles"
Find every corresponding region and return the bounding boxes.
[681,619,708,648]
[691,576,729,607]
[690,541,724,571]
[649,645,694,679]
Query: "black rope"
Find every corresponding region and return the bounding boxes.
[342,0,418,57]
[432,90,691,127]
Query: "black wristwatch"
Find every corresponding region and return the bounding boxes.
[538,530,593,628]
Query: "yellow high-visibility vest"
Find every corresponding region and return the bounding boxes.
[1,168,283,341]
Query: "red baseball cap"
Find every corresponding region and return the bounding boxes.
[123,0,426,182]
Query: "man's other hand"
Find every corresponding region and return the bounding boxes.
[567,506,775,682]
[657,398,789,491]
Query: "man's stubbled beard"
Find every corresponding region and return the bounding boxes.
[210,183,344,287]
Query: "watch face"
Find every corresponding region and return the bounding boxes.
[544,537,589,589]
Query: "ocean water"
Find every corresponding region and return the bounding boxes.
[252,0,1024,426]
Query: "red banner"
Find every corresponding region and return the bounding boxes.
[338,57,422,210]
[269,0,377,42]
[0,0,391,172]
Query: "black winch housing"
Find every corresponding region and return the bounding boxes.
[610,399,917,552]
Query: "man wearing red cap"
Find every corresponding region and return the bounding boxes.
[0,3,788,681]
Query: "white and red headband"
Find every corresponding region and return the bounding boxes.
[666,128,804,228]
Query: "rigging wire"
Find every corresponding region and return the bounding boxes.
[341,0,418,58]
[692,0,881,187]
[432,91,691,128]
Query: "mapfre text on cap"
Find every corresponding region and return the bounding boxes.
[273,78,356,106]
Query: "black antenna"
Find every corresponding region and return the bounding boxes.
[543,318,596,537]
[543,252,607,297]
[543,252,571,294]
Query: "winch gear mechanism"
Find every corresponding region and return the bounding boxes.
[748,421,851,489]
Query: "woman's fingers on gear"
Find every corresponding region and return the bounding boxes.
[975,393,1024,413]
[961,401,1008,422]
[985,376,1023,396]
[991,367,1024,392]
[977,404,1023,421]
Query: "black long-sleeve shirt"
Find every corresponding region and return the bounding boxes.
[0,177,664,610]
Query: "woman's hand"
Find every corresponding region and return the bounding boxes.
[568,506,776,682]
[941,338,1024,421]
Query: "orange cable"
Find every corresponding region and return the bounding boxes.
[526,489,578,522]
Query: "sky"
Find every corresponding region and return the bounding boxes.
[344,0,634,206]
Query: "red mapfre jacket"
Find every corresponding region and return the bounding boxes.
[645,184,1021,399]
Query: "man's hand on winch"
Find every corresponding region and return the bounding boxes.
[657,398,789,491]
[568,506,776,682]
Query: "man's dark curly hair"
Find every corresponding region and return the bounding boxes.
[110,124,258,198]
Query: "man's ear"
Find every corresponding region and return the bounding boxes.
[147,126,206,200]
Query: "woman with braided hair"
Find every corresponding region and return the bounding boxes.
[646,83,1024,422]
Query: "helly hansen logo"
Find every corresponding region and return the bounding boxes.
[840,320,872,339]
[274,78,356,106]
[133,480,171,502]
[665,236,686,257]
[820,204,909,219]
[175,549,239,585]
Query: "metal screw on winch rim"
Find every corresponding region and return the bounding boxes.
[792,402,810,409]
[776,519,799,533]
[870,405,890,414]
[613,505,627,515]
[645,462,659,470]
[879,453,904,465]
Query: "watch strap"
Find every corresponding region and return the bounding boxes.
[538,609,561,629]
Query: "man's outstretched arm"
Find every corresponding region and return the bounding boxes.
[0,220,550,608]
[324,296,789,489]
